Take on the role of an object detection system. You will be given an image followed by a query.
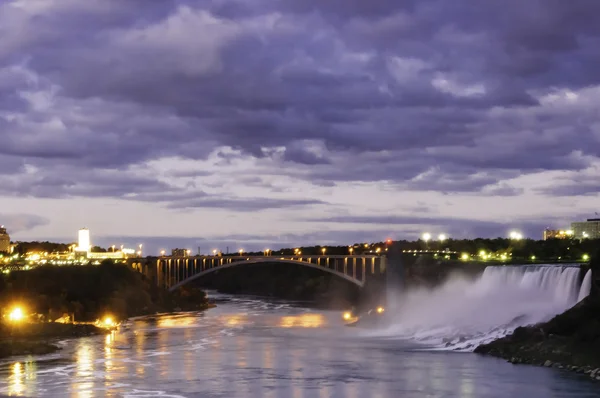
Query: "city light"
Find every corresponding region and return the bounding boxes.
[531,255,536,260]
[239,249,244,256]
[376,247,381,254]
[213,249,217,255]
[186,249,191,256]
[349,247,354,255]
[321,248,326,255]
[422,233,431,242]
[509,231,523,240]
[438,234,447,242]
[583,254,590,261]
[376,306,385,314]
[8,307,25,322]
[160,250,166,256]
[461,253,469,261]
[265,249,271,256]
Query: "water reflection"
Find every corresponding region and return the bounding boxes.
[8,362,23,396]
[157,314,197,328]
[75,341,94,398]
[279,314,325,328]
[0,299,597,398]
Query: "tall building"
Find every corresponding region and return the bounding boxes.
[0,225,10,253]
[571,219,600,240]
[76,228,91,252]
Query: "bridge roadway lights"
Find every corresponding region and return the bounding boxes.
[128,255,389,292]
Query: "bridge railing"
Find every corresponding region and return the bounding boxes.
[132,254,387,290]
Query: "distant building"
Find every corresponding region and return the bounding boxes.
[571,219,600,240]
[0,226,10,253]
[87,252,125,260]
[543,229,572,240]
[76,228,91,253]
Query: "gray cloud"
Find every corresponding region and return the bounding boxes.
[0,0,599,219]
[0,213,49,234]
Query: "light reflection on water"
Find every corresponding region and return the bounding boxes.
[0,296,598,397]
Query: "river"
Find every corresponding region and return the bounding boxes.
[0,292,599,398]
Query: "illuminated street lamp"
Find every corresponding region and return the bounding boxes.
[160,250,166,256]
[186,249,191,256]
[239,249,244,256]
[349,247,354,255]
[438,234,447,242]
[321,248,326,255]
[265,249,270,256]
[138,244,143,256]
[111,245,115,252]
[8,307,25,323]
[376,247,381,254]
[422,233,431,242]
[213,249,217,256]
[583,254,590,261]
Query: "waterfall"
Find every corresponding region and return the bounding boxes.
[578,269,592,303]
[364,265,590,351]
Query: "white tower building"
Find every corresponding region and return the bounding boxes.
[77,228,91,253]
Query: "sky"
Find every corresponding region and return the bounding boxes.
[1,0,599,254]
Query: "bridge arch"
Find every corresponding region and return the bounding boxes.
[167,258,365,292]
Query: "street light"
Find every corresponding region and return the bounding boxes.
[583,254,590,261]
[111,245,116,252]
[8,307,25,322]
[376,248,381,254]
[509,231,523,240]
[438,234,447,242]
[186,249,191,256]
[422,233,431,242]
[321,248,326,255]
[239,249,244,256]
[265,249,270,256]
[349,247,354,255]
[160,250,166,256]
[213,249,217,256]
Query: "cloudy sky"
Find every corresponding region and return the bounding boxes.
[1,0,599,253]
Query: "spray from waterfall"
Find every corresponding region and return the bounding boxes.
[578,269,592,303]
[365,265,591,352]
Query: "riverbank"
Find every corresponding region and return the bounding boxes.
[475,251,600,381]
[0,322,109,359]
[0,261,214,359]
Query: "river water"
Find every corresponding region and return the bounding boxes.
[0,292,599,398]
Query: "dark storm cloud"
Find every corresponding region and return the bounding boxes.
[167,198,328,211]
[1,0,599,203]
[537,176,600,197]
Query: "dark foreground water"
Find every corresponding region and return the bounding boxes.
[1,294,598,398]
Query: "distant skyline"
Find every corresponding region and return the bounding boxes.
[1,1,599,252]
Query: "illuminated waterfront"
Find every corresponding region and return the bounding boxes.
[0,294,598,397]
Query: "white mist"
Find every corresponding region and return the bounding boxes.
[365,265,590,352]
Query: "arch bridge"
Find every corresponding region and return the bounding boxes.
[130,254,387,292]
